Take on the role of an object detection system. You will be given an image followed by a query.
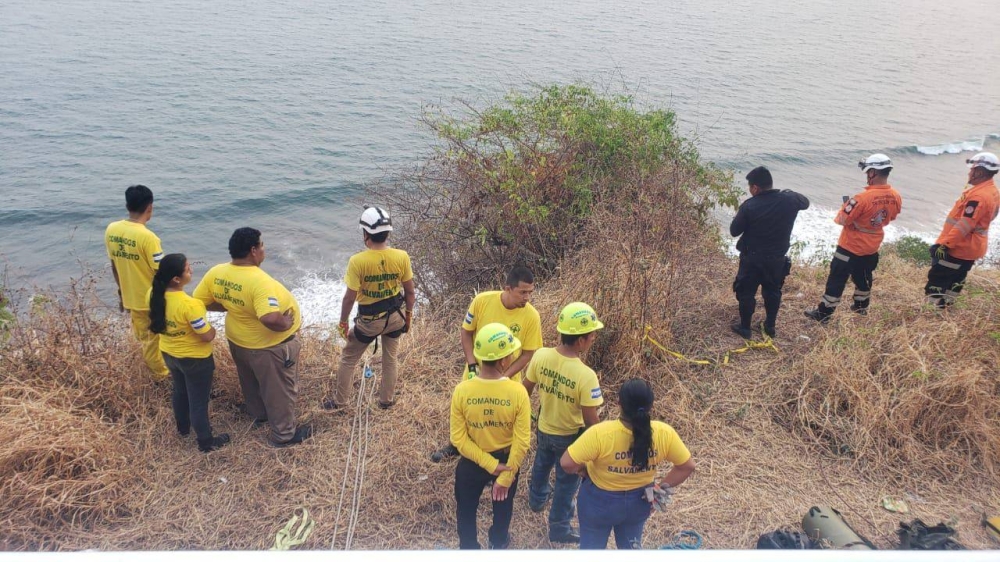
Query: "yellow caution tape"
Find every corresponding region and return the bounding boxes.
[643,326,713,365]
[643,325,778,367]
[271,507,315,551]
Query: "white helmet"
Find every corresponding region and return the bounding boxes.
[359,206,393,234]
[858,153,893,172]
[966,152,1000,172]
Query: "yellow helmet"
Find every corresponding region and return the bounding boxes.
[557,302,604,335]
[474,322,522,361]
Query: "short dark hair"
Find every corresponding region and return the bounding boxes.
[505,266,534,288]
[873,168,891,179]
[366,231,390,244]
[125,184,154,213]
[229,227,262,259]
[745,167,773,190]
[560,333,584,346]
[481,359,501,368]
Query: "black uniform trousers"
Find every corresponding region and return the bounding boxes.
[455,450,519,549]
[817,246,879,315]
[733,254,791,329]
[925,255,975,307]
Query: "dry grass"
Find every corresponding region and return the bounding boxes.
[1,252,999,551]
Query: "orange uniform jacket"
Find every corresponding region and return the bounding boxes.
[835,184,903,256]
[936,179,1000,261]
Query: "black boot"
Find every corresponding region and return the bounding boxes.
[761,322,776,339]
[730,322,752,340]
[198,433,231,453]
[804,303,834,323]
[271,424,314,448]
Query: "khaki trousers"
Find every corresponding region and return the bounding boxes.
[229,336,301,444]
[335,312,406,406]
[129,309,169,380]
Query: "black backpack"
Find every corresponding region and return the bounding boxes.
[756,530,815,549]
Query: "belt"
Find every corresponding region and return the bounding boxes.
[280,333,296,344]
[359,311,391,321]
[490,446,511,455]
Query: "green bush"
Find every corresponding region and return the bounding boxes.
[374,84,739,301]
[886,235,932,266]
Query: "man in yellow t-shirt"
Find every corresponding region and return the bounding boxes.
[523,302,605,544]
[193,227,310,448]
[431,266,543,463]
[105,184,169,380]
[325,207,415,410]
[450,323,531,549]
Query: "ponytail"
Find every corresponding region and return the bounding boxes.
[620,378,655,470]
[149,254,187,334]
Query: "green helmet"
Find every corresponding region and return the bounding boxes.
[557,302,604,335]
[473,322,522,361]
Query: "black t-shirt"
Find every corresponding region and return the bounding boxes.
[730,189,810,256]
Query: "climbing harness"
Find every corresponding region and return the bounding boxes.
[331,343,379,550]
[271,508,315,550]
[643,325,778,367]
[658,530,703,550]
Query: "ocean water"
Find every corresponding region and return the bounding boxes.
[1,0,998,325]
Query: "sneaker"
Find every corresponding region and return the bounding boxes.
[377,400,395,410]
[761,323,777,339]
[322,399,343,411]
[850,305,868,316]
[730,322,752,340]
[271,424,314,448]
[430,443,459,463]
[803,309,831,324]
[549,529,581,544]
[487,538,510,550]
[197,433,231,453]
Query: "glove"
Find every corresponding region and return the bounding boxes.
[645,482,675,512]
[338,321,349,339]
[932,244,947,260]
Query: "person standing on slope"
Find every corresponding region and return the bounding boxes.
[325,206,415,410]
[523,302,606,544]
[451,323,532,549]
[193,227,310,448]
[730,166,810,339]
[431,266,543,462]
[925,152,1000,307]
[805,154,902,322]
[560,378,695,549]
[105,184,171,380]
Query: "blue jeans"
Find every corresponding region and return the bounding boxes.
[578,478,651,549]
[528,431,580,537]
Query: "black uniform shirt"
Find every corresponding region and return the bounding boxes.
[730,189,810,256]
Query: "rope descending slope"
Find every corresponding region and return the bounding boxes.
[331,348,378,550]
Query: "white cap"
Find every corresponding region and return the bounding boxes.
[858,153,893,172]
[966,152,1000,172]
[359,206,393,234]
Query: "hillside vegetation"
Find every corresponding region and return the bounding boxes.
[1,86,997,550]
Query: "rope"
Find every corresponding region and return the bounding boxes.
[331,342,378,550]
[643,325,778,367]
[658,530,703,550]
[271,508,315,550]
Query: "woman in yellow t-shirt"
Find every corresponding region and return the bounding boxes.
[560,378,695,549]
[149,254,230,453]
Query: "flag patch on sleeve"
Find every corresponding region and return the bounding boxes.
[152,252,164,263]
[268,297,279,307]
[464,312,474,325]
[190,317,207,330]
[591,388,602,399]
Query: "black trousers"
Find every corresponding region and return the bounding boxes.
[163,353,215,441]
[925,256,975,306]
[817,247,879,314]
[733,254,790,329]
[455,452,519,549]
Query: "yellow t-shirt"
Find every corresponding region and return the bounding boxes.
[158,290,214,359]
[461,291,543,382]
[105,220,163,311]
[567,420,691,492]
[525,347,604,436]
[344,248,413,306]
[450,376,531,487]
[193,263,301,349]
